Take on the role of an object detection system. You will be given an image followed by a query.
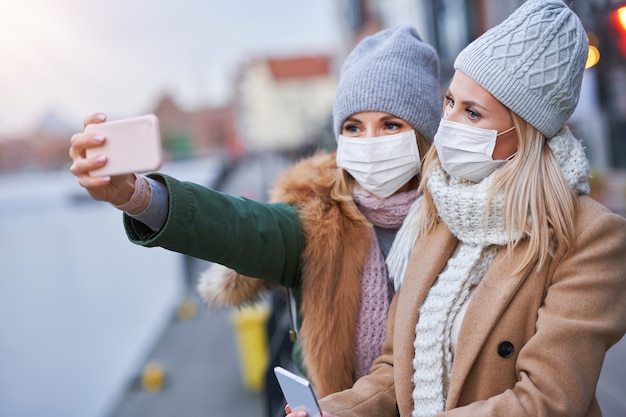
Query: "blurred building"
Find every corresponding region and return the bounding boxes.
[0,112,73,172]
[0,97,236,173]
[3,0,624,185]
[575,0,626,170]
[232,54,337,152]
[151,94,236,159]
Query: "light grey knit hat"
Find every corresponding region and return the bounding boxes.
[333,26,441,143]
[454,0,588,139]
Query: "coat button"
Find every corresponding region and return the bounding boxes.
[497,341,515,358]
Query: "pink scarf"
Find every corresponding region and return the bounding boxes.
[351,186,417,379]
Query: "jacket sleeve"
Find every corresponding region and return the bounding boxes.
[318,292,399,416]
[440,201,626,417]
[122,173,305,288]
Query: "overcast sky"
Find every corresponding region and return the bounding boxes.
[0,0,343,135]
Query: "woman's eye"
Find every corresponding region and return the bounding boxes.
[385,122,401,131]
[445,96,455,108]
[467,109,480,120]
[342,124,356,132]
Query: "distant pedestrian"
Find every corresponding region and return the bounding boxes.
[68,26,442,397]
[286,1,626,416]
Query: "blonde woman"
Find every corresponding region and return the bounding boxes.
[288,1,626,416]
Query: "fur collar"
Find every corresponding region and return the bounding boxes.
[197,152,372,397]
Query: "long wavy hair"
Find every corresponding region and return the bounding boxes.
[330,128,431,225]
[416,111,578,274]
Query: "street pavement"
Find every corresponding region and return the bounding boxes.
[107,290,267,417]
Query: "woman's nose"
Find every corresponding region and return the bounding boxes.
[442,109,460,123]
[361,127,376,138]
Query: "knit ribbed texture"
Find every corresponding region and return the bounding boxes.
[454,0,588,138]
[410,168,511,416]
[411,244,498,417]
[354,230,389,380]
[547,126,590,195]
[428,170,516,246]
[352,186,417,379]
[333,26,441,142]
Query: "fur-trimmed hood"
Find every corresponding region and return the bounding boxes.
[198,152,372,397]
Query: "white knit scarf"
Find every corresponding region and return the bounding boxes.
[411,167,508,417]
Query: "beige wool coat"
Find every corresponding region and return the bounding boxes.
[320,196,626,417]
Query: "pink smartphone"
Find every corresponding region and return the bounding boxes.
[85,114,163,176]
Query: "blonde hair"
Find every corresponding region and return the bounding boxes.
[331,128,431,225]
[417,112,578,273]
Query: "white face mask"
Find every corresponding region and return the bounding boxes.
[336,130,420,198]
[434,119,516,182]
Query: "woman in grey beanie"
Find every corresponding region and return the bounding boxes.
[68,26,442,399]
[300,1,626,417]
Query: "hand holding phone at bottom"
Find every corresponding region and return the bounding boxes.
[285,405,335,417]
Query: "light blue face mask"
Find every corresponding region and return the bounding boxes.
[434,119,516,182]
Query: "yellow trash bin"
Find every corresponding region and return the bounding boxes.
[230,302,271,391]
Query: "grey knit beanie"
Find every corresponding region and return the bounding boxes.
[333,26,441,142]
[454,0,588,139]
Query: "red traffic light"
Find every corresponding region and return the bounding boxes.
[609,5,626,56]
[610,6,626,33]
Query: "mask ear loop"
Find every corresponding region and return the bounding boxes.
[498,126,517,161]
[497,126,516,136]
